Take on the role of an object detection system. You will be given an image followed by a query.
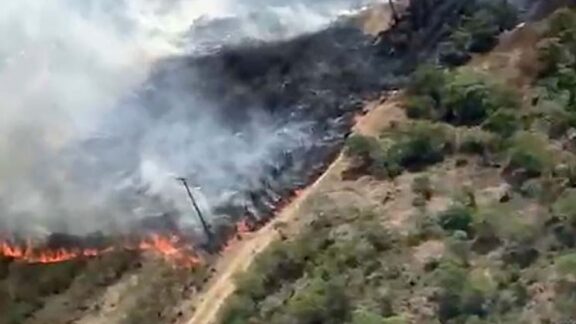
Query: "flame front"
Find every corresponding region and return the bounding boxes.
[0,234,201,267]
[138,234,201,267]
[0,241,104,264]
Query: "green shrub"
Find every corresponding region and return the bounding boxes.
[440,0,518,64]
[473,206,538,245]
[457,128,503,156]
[482,110,521,138]
[404,95,438,120]
[432,259,489,321]
[412,175,433,200]
[506,132,553,178]
[220,294,257,323]
[443,71,519,126]
[531,97,576,139]
[351,309,386,324]
[538,37,573,77]
[556,253,576,279]
[463,10,501,53]
[382,316,408,324]
[553,189,576,226]
[385,122,451,171]
[438,205,474,234]
[346,135,379,158]
[546,7,576,40]
[285,278,350,324]
[408,65,448,99]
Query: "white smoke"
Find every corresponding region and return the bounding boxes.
[0,0,381,237]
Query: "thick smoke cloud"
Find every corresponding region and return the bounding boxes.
[0,0,382,238]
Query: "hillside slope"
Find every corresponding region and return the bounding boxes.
[214,5,576,324]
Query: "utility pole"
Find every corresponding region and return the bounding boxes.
[176,177,213,243]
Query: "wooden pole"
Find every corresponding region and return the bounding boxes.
[177,177,213,242]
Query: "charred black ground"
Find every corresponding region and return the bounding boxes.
[137,0,527,248]
[2,0,540,252]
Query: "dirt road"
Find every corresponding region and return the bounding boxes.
[184,156,343,324]
[183,90,405,324]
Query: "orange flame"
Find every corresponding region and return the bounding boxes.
[138,234,202,267]
[0,234,202,268]
[236,219,252,235]
[0,241,107,264]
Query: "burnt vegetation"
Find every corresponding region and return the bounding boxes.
[221,3,576,324]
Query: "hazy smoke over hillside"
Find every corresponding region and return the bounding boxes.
[0,0,382,238]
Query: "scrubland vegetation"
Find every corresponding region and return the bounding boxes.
[220,6,576,324]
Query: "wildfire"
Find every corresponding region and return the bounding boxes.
[0,241,103,264]
[236,219,252,235]
[0,184,310,267]
[0,234,202,268]
[138,234,201,267]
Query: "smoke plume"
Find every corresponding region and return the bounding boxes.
[0,0,382,238]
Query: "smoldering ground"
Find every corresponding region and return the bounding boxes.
[0,0,388,239]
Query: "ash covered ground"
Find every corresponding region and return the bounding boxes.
[0,0,545,247]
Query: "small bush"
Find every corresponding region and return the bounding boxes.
[404,95,438,120]
[351,309,386,324]
[438,205,474,234]
[482,110,521,138]
[385,122,451,171]
[556,253,576,280]
[408,65,448,99]
[546,8,576,40]
[412,175,433,201]
[346,135,379,158]
[457,128,503,156]
[473,206,538,245]
[553,189,576,226]
[382,316,408,324]
[285,278,350,324]
[432,259,490,321]
[506,132,553,178]
[220,294,257,323]
[463,10,501,53]
[443,71,519,126]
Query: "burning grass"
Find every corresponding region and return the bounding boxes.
[0,233,202,268]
